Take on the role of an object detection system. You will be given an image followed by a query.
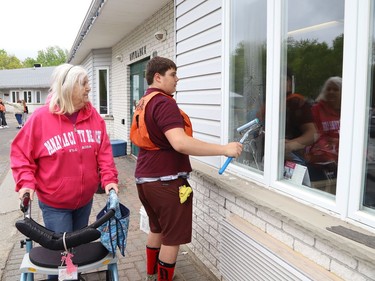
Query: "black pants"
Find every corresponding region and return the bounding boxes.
[0,111,7,126]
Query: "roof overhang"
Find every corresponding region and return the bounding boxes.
[68,0,171,64]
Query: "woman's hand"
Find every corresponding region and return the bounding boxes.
[104,183,119,194]
[18,187,35,200]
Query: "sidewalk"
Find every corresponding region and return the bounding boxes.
[0,115,217,281]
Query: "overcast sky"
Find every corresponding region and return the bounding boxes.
[1,0,92,60]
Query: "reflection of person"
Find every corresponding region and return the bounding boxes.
[10,63,119,235]
[0,98,8,128]
[305,76,341,166]
[284,70,316,162]
[5,100,24,128]
[131,56,242,281]
[22,100,29,125]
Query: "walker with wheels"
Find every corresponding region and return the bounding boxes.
[15,190,129,281]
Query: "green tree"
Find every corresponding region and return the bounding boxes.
[23,46,68,67]
[0,49,23,69]
[23,57,37,67]
[232,42,245,95]
[287,35,343,99]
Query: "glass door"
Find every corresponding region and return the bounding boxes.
[130,58,149,156]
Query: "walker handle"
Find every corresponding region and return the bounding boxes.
[219,157,233,175]
[20,193,30,213]
[90,208,115,229]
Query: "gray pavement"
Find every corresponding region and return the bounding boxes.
[0,113,217,281]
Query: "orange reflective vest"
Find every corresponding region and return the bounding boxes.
[286,93,306,106]
[130,91,193,150]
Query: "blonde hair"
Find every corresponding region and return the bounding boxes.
[48,63,88,114]
[316,76,342,102]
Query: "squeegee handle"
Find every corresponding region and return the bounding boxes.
[219,129,250,174]
[218,157,233,175]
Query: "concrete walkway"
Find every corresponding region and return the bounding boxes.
[0,114,23,280]
[0,114,217,281]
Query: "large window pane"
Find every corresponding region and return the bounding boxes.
[228,0,267,173]
[281,0,344,195]
[99,69,108,115]
[363,2,375,210]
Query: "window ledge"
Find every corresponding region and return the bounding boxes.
[190,159,375,265]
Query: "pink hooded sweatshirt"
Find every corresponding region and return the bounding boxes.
[10,102,118,209]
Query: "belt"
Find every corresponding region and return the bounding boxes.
[136,172,189,184]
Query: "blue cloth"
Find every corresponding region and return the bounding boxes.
[97,190,130,257]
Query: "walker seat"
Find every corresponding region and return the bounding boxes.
[15,199,120,281]
[29,242,109,268]
[19,242,118,277]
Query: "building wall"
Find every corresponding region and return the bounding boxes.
[175,0,224,168]
[91,49,112,109]
[81,0,375,280]
[173,1,375,280]
[111,0,175,151]
[188,160,374,280]
[81,54,94,102]
[80,49,116,139]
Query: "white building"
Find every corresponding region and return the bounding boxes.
[68,1,375,280]
[0,65,55,113]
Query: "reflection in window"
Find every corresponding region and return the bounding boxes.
[99,69,108,115]
[364,3,375,210]
[132,74,140,109]
[228,0,267,173]
[281,0,344,195]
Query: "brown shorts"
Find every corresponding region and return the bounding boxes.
[137,177,193,246]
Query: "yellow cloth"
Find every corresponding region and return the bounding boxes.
[179,185,192,204]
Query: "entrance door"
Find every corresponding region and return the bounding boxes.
[130,58,149,156]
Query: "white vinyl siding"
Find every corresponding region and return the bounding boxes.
[176,0,224,167]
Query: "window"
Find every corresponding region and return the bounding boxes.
[12,91,20,102]
[280,0,344,195]
[228,0,267,173]
[98,68,109,114]
[23,91,32,103]
[226,0,375,227]
[363,2,375,211]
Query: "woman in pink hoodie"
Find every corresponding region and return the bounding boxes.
[10,63,119,234]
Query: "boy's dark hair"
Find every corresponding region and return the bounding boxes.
[146,56,177,85]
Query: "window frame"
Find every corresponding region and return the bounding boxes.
[96,67,110,115]
[35,91,41,104]
[12,91,20,102]
[23,90,32,103]
[346,0,375,227]
[224,0,375,229]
